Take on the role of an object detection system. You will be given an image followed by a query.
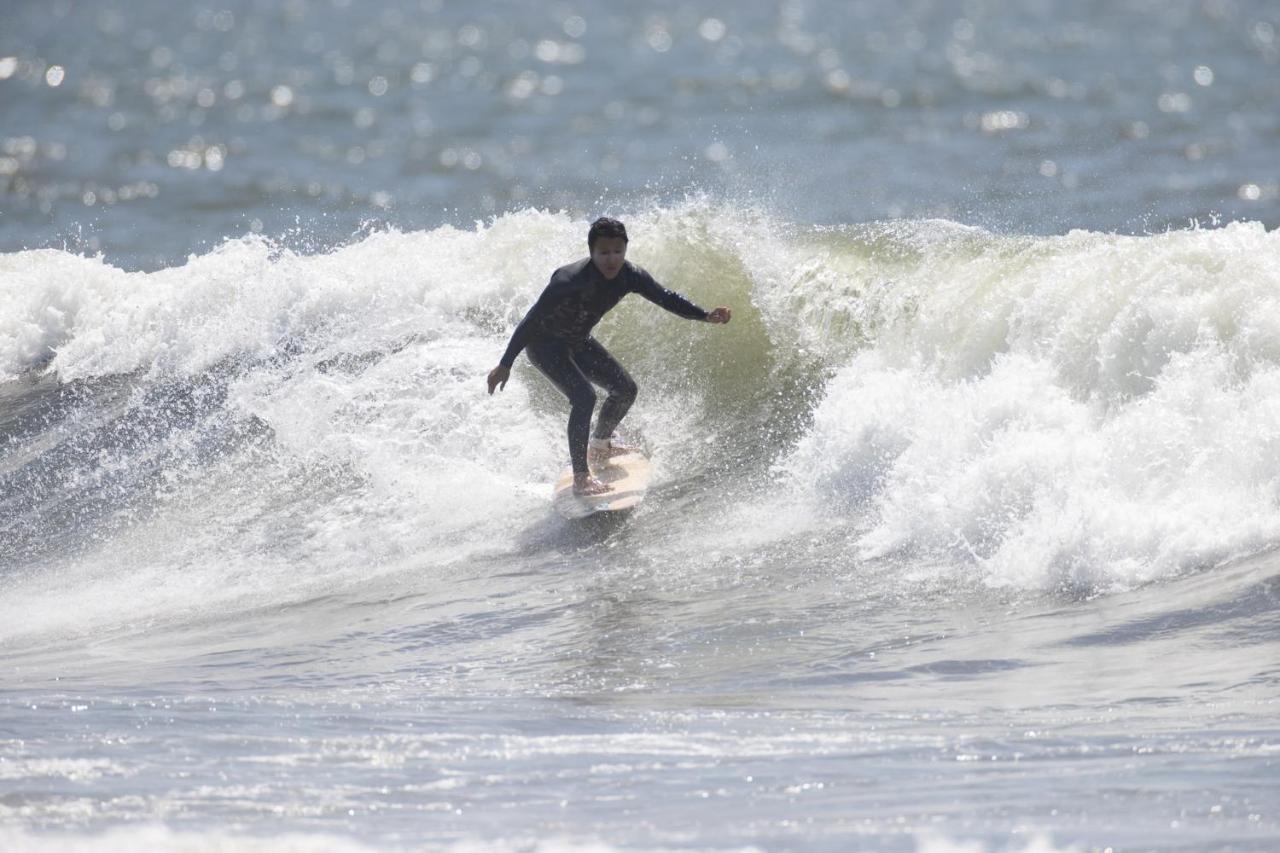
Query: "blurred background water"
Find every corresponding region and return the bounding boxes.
[2,0,1277,269]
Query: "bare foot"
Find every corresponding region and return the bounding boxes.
[588,438,635,467]
[573,473,612,496]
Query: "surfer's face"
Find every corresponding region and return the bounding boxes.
[590,237,627,280]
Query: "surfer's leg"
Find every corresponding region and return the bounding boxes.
[574,338,637,441]
[526,340,596,475]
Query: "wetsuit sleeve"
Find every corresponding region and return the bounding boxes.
[632,267,710,321]
[499,283,553,368]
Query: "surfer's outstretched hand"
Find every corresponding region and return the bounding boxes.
[487,365,510,394]
[707,306,732,324]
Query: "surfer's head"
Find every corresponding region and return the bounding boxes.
[588,216,628,249]
[588,217,628,280]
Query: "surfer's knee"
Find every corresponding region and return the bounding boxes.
[614,375,637,403]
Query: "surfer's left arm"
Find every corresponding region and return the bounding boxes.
[633,267,731,325]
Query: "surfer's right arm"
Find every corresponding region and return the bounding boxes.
[486,364,510,394]
[488,278,556,394]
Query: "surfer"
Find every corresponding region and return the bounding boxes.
[487,217,731,495]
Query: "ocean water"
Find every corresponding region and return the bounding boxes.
[2,1,1279,851]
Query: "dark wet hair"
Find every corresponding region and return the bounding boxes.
[587,216,628,249]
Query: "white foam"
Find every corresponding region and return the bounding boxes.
[781,221,1280,590]
[0,826,381,853]
[1,215,588,645]
[0,210,584,383]
[916,833,1081,853]
[0,825,688,853]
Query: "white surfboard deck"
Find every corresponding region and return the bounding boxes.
[552,450,651,519]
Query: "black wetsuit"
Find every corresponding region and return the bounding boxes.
[500,258,709,474]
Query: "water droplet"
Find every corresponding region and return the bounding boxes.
[825,69,851,92]
[647,26,672,53]
[698,18,726,42]
[535,40,561,63]
[980,110,1028,132]
[506,72,537,100]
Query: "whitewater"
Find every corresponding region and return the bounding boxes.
[2,204,1279,850]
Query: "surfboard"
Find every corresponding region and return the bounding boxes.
[552,450,650,519]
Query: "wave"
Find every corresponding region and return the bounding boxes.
[772,216,1280,589]
[2,202,1279,645]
